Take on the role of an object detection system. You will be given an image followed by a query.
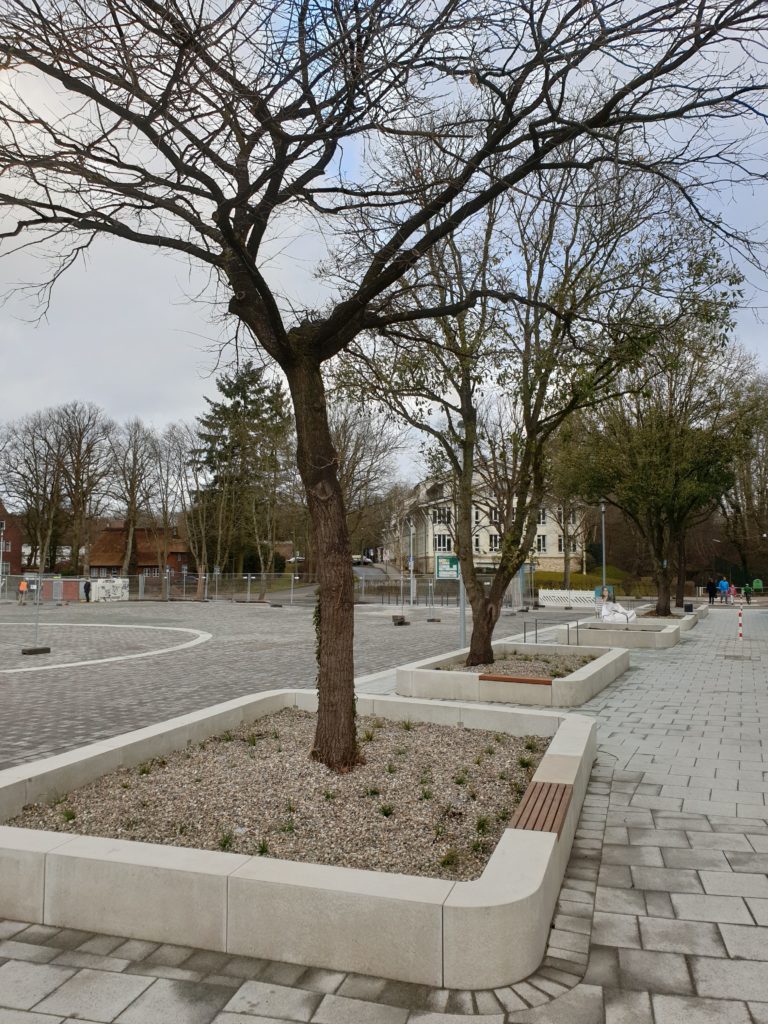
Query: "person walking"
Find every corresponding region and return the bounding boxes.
[706,578,717,605]
[83,579,91,603]
[729,582,737,605]
[718,577,729,604]
[17,578,28,605]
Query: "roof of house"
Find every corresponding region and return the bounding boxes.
[90,527,192,568]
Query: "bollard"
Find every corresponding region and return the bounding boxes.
[567,623,570,645]
[739,604,743,640]
[523,622,527,643]
[535,619,538,644]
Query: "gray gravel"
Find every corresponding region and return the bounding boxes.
[440,650,594,678]
[12,708,548,881]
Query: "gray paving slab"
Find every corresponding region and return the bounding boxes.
[3,604,768,1022]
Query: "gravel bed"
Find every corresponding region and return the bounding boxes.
[440,650,594,678]
[11,709,549,881]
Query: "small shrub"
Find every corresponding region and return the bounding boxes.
[246,733,258,746]
[156,757,167,766]
[177,823,188,836]
[123,818,138,830]
[496,807,511,824]
[420,787,433,801]
[285,799,297,813]
[218,831,234,851]
[386,762,397,774]
[137,763,151,776]
[514,781,525,796]
[271,729,280,740]
[471,839,485,853]
[279,819,295,834]
[401,720,414,731]
[362,729,375,743]
[323,789,336,801]
[257,839,269,856]
[475,815,490,835]
[434,821,446,838]
[120,782,130,790]
[484,745,495,756]
[498,770,510,782]
[440,847,459,868]
[473,755,483,766]
[394,746,407,756]
[524,738,537,752]
[468,787,478,801]
[453,769,468,786]
[61,808,76,822]
[379,804,394,817]
[365,786,381,797]
[518,755,533,769]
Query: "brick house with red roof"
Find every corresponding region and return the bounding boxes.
[89,523,195,577]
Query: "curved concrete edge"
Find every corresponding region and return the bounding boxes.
[552,621,681,649]
[0,689,595,988]
[395,642,628,707]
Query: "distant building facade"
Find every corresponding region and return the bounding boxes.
[0,499,24,576]
[389,478,583,575]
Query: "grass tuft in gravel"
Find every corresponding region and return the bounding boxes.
[10,709,548,881]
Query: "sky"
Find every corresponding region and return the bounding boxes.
[1,230,766,437]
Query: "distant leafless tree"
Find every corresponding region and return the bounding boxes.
[58,401,114,574]
[1,0,766,766]
[108,418,158,575]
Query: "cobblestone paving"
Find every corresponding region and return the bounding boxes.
[0,600,484,771]
[2,604,768,1022]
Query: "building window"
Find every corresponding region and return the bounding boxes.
[489,534,500,552]
[99,567,108,577]
[537,508,547,525]
[0,561,8,575]
[1,540,10,552]
[536,534,547,553]
[432,508,451,525]
[143,566,159,577]
[558,535,564,553]
[434,534,452,552]
[474,508,480,524]
[474,535,480,551]
[569,510,577,525]
[490,508,500,523]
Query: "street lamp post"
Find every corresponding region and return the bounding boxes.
[0,520,5,601]
[408,516,415,606]
[600,499,607,590]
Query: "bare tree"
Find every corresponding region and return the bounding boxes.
[350,167,729,663]
[58,401,114,574]
[145,423,184,586]
[0,409,66,572]
[109,418,157,575]
[1,0,766,765]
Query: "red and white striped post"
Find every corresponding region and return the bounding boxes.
[738,603,743,640]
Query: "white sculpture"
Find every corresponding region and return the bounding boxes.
[600,587,637,623]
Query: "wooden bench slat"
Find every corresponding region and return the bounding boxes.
[510,780,573,838]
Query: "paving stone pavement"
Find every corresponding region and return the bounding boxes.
[2,603,768,1021]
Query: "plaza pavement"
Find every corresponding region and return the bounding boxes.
[1,601,767,1021]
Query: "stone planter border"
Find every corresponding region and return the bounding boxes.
[0,689,595,989]
[552,620,681,649]
[396,641,629,707]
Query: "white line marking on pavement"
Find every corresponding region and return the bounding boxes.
[0,623,212,674]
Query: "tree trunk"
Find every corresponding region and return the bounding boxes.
[655,566,672,616]
[121,518,135,576]
[466,591,500,664]
[286,357,359,772]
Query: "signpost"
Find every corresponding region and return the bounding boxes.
[436,556,466,648]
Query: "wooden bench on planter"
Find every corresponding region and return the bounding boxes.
[510,781,573,838]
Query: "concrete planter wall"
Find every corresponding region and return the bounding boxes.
[396,641,628,707]
[552,620,681,649]
[0,689,595,989]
